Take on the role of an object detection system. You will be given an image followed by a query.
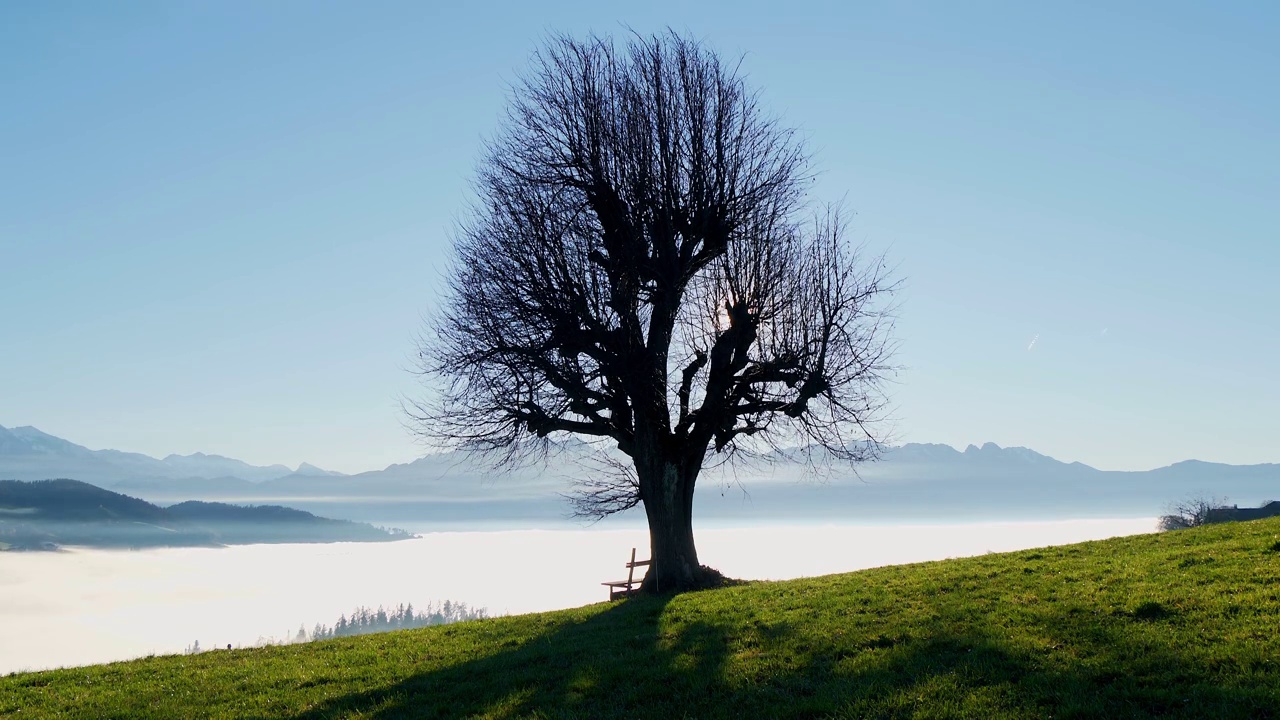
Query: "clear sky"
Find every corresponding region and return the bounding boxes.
[2,1,1277,474]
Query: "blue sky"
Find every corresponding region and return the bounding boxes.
[2,1,1276,473]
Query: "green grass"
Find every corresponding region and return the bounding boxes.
[5,519,1280,719]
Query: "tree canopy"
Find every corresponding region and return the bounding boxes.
[413,31,896,591]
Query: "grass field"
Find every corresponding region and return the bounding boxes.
[4,518,1280,719]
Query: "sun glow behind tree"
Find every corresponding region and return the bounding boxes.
[411,31,896,592]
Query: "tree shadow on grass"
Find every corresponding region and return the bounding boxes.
[285,593,717,719]
[280,590,1279,720]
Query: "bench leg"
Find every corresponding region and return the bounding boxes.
[608,583,641,601]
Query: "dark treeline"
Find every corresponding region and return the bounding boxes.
[309,601,489,641]
[184,600,490,655]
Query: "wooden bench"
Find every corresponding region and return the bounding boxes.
[602,547,651,600]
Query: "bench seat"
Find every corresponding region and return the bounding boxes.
[603,548,650,600]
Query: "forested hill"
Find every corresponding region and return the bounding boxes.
[0,479,412,551]
[164,500,414,545]
[0,478,170,523]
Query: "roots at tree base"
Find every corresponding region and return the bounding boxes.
[638,565,738,595]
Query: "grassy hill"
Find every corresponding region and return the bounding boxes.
[4,518,1279,719]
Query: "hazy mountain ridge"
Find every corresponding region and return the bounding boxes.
[1,426,1276,525]
[0,425,342,484]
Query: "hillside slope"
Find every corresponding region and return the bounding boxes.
[4,519,1279,718]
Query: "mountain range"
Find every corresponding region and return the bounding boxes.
[0,425,343,483]
[1,424,1276,526]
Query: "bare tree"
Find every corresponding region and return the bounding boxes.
[411,31,896,592]
[1158,494,1227,531]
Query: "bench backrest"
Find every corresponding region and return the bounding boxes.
[625,547,652,586]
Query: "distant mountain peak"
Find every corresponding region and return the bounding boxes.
[164,452,242,462]
[11,426,60,439]
[295,462,342,476]
[0,426,92,457]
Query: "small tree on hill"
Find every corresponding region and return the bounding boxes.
[412,31,896,593]
[1158,494,1226,531]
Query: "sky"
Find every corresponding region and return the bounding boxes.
[2,1,1277,474]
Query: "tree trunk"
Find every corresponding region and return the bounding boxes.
[637,453,705,593]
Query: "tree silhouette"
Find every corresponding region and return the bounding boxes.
[412,31,896,592]
[1158,494,1226,531]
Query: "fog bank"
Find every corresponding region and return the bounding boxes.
[0,517,1155,674]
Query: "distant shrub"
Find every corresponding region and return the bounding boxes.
[1161,497,1280,531]
[1158,494,1225,531]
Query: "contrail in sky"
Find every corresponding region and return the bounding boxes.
[1027,334,1039,351]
